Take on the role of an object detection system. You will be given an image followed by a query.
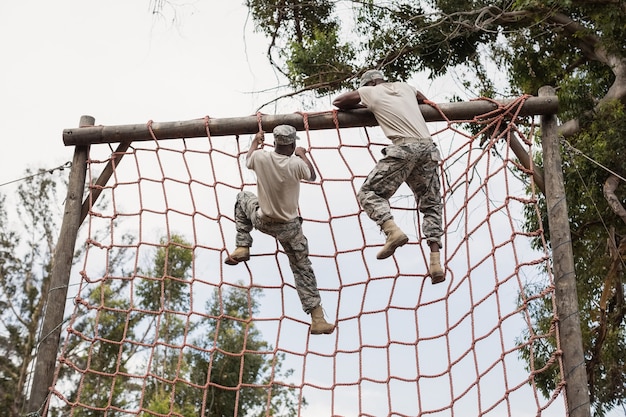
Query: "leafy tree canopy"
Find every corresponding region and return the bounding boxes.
[58,232,301,417]
[189,284,303,417]
[245,1,625,119]
[0,168,67,417]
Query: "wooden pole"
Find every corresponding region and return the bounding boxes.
[62,96,558,146]
[27,116,92,415]
[539,86,591,417]
[509,134,545,193]
[80,140,131,223]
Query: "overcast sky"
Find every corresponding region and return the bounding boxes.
[0,1,291,191]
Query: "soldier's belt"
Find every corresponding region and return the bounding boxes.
[390,137,432,145]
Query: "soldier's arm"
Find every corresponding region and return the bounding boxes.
[295,147,316,181]
[246,131,264,160]
[333,90,365,109]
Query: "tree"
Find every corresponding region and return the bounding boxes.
[54,234,193,417]
[238,1,626,415]
[58,279,139,417]
[0,168,67,417]
[53,230,301,416]
[187,284,304,417]
[522,99,626,416]
[135,236,302,416]
[136,234,196,417]
[42,180,137,417]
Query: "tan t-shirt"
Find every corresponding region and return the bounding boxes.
[358,82,431,140]
[246,150,311,222]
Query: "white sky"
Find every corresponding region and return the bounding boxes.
[0,1,293,190]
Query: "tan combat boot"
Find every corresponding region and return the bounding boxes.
[429,252,445,284]
[376,219,409,259]
[310,305,335,335]
[224,246,250,265]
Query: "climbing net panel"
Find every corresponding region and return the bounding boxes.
[47,97,565,416]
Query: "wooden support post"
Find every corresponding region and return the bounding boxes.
[80,140,131,223]
[540,86,591,417]
[27,116,92,415]
[509,133,545,194]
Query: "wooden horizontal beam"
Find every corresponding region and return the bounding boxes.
[63,96,558,146]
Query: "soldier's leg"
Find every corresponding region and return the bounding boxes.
[406,150,445,283]
[233,191,260,247]
[357,148,412,226]
[418,162,443,249]
[405,144,443,248]
[276,219,321,314]
[226,191,261,265]
[421,171,445,284]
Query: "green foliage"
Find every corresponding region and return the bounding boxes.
[136,235,195,416]
[0,166,302,416]
[61,233,301,416]
[58,229,137,416]
[62,279,138,417]
[188,284,303,417]
[0,168,66,416]
[246,0,355,91]
[286,26,355,94]
[245,0,625,110]
[136,234,192,312]
[141,388,197,417]
[246,0,335,41]
[560,103,626,416]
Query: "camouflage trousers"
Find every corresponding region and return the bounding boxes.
[358,139,444,248]
[233,191,321,314]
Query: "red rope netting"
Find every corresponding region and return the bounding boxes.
[47,97,565,416]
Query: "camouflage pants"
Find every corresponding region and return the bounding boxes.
[358,139,443,248]
[233,191,321,314]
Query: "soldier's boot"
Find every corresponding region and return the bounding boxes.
[310,305,335,335]
[429,252,445,284]
[376,220,409,259]
[224,246,250,265]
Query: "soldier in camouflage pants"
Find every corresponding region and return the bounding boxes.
[333,69,445,283]
[358,140,443,249]
[225,126,334,334]
[233,190,321,314]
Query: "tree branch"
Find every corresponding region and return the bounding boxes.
[603,174,626,225]
[542,13,626,137]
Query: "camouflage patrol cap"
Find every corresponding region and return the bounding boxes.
[359,69,384,88]
[273,125,300,145]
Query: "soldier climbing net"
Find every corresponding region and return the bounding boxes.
[45,97,566,416]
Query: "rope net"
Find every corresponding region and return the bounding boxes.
[47,97,564,416]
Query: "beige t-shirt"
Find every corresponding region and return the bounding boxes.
[358,82,431,140]
[246,150,311,222]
